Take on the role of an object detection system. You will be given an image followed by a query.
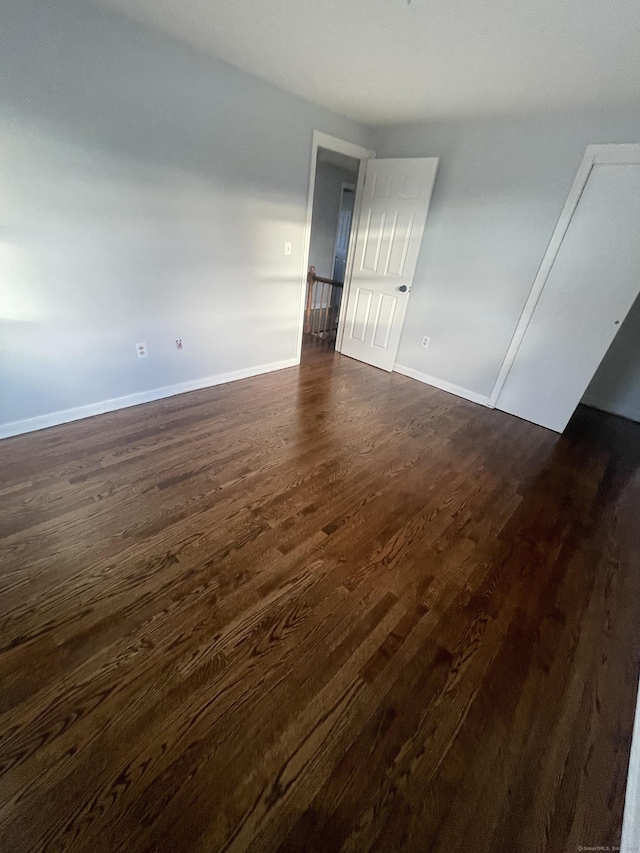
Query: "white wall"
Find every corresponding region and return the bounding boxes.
[0,0,372,435]
[308,160,358,281]
[372,108,640,401]
[582,293,640,424]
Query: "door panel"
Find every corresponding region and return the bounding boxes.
[371,294,397,349]
[351,287,373,343]
[386,213,414,276]
[340,158,438,371]
[497,163,640,432]
[361,210,386,272]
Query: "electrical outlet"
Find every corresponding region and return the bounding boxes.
[284,242,292,256]
[136,342,148,359]
[421,335,430,349]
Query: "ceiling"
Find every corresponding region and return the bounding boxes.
[93,0,640,125]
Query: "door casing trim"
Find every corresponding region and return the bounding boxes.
[297,131,375,360]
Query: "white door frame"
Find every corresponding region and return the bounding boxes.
[488,143,640,409]
[296,131,375,360]
[331,182,356,282]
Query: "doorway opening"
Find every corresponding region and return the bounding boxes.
[304,148,360,351]
[297,132,374,361]
[580,288,640,425]
[297,131,439,373]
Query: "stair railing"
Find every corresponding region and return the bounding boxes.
[304,267,344,339]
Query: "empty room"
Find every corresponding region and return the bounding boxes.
[2,0,640,851]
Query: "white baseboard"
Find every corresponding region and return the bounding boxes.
[581,392,615,413]
[581,394,640,424]
[0,357,299,440]
[393,364,490,407]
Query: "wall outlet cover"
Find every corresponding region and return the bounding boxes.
[136,342,148,359]
[421,336,430,349]
[284,242,292,256]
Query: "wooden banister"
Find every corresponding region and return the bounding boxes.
[312,274,344,288]
[305,267,344,339]
[307,267,343,288]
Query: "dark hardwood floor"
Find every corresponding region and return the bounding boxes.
[1,341,639,853]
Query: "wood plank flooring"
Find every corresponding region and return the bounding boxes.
[1,340,640,852]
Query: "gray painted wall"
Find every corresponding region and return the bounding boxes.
[583,293,640,424]
[373,108,640,401]
[308,160,358,281]
[0,0,371,431]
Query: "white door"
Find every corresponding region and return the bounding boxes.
[340,158,438,371]
[496,160,640,432]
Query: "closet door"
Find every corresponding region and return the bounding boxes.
[496,161,640,432]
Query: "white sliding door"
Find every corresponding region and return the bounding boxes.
[495,149,640,432]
